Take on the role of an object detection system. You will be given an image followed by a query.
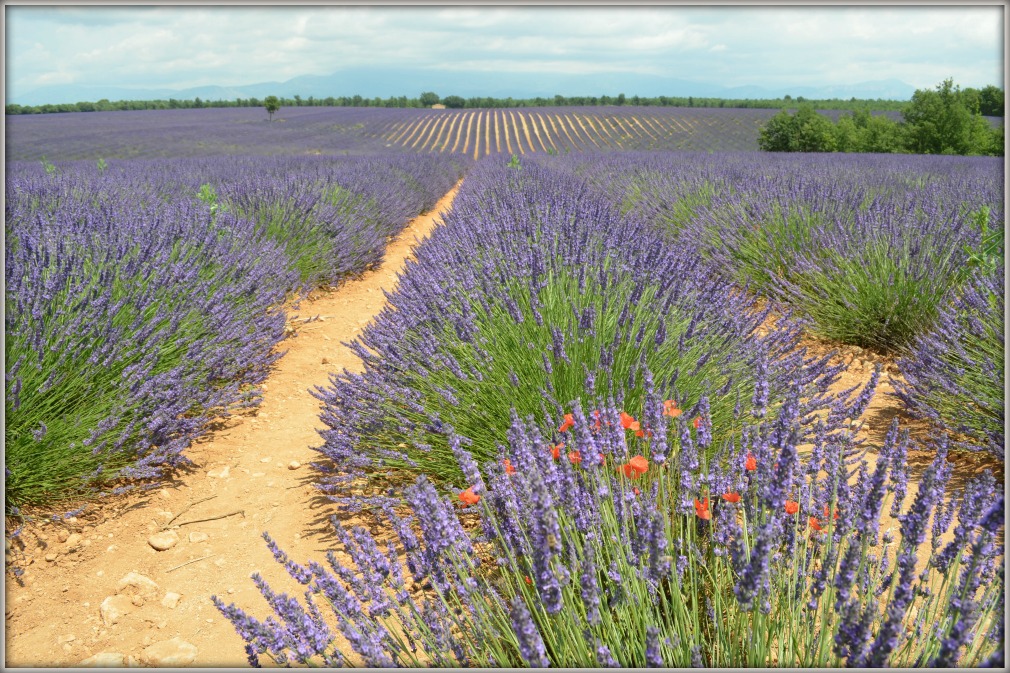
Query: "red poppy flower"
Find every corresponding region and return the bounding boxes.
[824,505,839,520]
[567,450,583,465]
[558,413,575,433]
[721,492,741,503]
[597,452,606,465]
[809,516,823,532]
[663,400,683,418]
[551,443,564,460]
[633,487,641,496]
[620,411,637,429]
[503,458,516,475]
[621,457,648,479]
[745,453,757,471]
[459,487,480,506]
[694,497,711,520]
[785,500,799,515]
[524,575,532,585]
[692,416,702,430]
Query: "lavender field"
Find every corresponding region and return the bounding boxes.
[3,105,912,162]
[5,106,1005,667]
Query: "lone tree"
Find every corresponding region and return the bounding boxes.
[419,91,440,107]
[264,95,280,121]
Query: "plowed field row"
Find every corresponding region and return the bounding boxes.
[371,108,771,154]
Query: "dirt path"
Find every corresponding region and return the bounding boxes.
[4,184,461,668]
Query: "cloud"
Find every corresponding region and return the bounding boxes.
[5,5,1003,100]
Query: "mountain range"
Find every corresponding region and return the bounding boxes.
[9,67,919,106]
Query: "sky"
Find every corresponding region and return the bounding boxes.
[5,4,1005,102]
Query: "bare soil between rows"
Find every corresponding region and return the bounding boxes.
[4,180,1002,667]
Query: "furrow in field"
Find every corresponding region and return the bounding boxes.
[426,115,451,152]
[628,115,659,142]
[483,110,492,156]
[521,110,545,151]
[501,110,514,155]
[533,112,558,153]
[493,109,502,153]
[472,111,483,160]
[560,114,588,150]
[461,111,476,156]
[518,111,539,152]
[390,118,423,145]
[450,111,469,154]
[571,113,602,149]
[552,113,580,151]
[508,111,525,154]
[401,117,432,148]
[440,113,461,153]
[637,115,666,140]
[413,116,442,151]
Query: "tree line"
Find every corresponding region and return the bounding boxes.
[12,88,996,116]
[758,79,1003,157]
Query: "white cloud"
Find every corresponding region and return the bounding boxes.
[5,5,1003,99]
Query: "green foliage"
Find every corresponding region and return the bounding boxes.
[96,157,108,173]
[263,95,280,121]
[963,205,1003,277]
[419,91,440,107]
[759,79,1003,156]
[977,84,1004,117]
[782,237,966,352]
[361,268,765,483]
[40,155,57,175]
[507,154,522,170]
[441,95,466,109]
[902,79,997,156]
[757,106,837,152]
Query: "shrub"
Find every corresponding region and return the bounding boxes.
[891,264,1005,458]
[216,388,1004,667]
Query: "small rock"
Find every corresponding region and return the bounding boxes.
[80,652,125,667]
[115,573,159,598]
[159,489,172,500]
[107,544,118,553]
[131,595,145,607]
[261,384,268,391]
[321,357,330,365]
[288,461,301,470]
[57,634,76,644]
[57,529,71,543]
[188,531,209,543]
[260,457,272,463]
[45,553,57,562]
[81,539,92,547]
[208,465,230,479]
[147,531,179,551]
[139,638,198,667]
[161,592,181,609]
[65,533,82,547]
[227,588,235,594]
[323,335,331,341]
[100,594,135,626]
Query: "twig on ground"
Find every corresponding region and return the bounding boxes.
[175,510,245,526]
[166,555,215,573]
[163,496,218,529]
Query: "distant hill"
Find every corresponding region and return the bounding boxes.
[9,67,918,106]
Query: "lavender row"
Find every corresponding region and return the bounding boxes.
[5,153,467,511]
[309,155,880,509]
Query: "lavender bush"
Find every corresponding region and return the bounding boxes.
[312,156,858,494]
[217,382,1004,666]
[892,264,1005,458]
[5,169,294,508]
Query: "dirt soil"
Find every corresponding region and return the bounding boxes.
[4,178,1002,667]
